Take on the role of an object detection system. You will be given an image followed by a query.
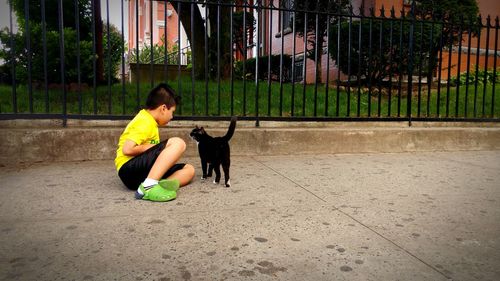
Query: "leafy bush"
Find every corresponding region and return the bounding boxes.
[234,54,292,82]
[451,68,499,86]
[328,18,440,87]
[0,23,122,85]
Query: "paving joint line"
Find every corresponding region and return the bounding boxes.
[251,156,328,204]
[252,156,452,280]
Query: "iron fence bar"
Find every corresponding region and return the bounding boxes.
[464,18,473,117]
[367,14,373,117]
[135,0,140,111]
[92,0,98,114]
[191,1,196,115]
[230,5,234,116]
[356,16,363,117]
[388,12,394,117]
[482,16,491,117]
[107,0,112,114]
[150,0,154,88]
[436,19,445,117]
[177,1,182,114]
[243,1,247,116]
[42,0,49,113]
[397,12,404,117]
[164,1,168,83]
[336,16,341,117]
[347,13,352,117]
[302,9,307,116]
[377,16,383,117]
[9,0,17,114]
[455,18,463,117]
[445,24,453,117]
[24,0,33,113]
[279,3,284,117]
[121,0,126,115]
[492,17,499,116]
[473,18,481,118]
[255,1,261,127]
[3,112,499,123]
[291,5,296,117]
[313,11,319,117]
[417,21,424,118]
[325,14,331,117]
[75,0,82,115]
[267,4,272,116]
[58,0,67,126]
[205,2,209,115]
[426,19,434,117]
[217,1,221,116]
[407,2,415,127]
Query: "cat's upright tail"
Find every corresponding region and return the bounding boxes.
[223,116,237,141]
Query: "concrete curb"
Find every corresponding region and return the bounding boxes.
[1,120,499,165]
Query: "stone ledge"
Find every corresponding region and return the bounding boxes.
[1,124,499,165]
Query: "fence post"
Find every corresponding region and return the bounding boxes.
[255,0,262,127]
[58,0,67,127]
[407,1,416,127]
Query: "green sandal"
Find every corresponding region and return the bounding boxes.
[159,179,180,192]
[135,183,177,202]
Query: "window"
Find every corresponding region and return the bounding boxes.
[281,0,294,30]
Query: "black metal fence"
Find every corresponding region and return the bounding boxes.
[0,0,498,126]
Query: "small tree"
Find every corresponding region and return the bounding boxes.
[328,0,480,88]
[0,22,122,85]
[328,11,439,87]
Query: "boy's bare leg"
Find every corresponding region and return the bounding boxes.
[167,164,195,187]
[147,137,186,180]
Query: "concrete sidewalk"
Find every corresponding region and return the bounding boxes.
[0,151,499,280]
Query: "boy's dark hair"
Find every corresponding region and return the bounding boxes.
[145,83,180,110]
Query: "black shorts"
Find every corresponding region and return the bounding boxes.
[118,140,185,190]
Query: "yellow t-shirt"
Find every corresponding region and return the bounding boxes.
[115,109,160,171]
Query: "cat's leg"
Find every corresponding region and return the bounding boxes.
[222,163,230,187]
[207,163,213,177]
[213,164,221,184]
[201,159,208,180]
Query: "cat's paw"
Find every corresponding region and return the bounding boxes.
[224,180,231,187]
[213,180,219,185]
[201,176,207,180]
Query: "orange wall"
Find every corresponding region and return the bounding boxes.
[440,51,497,80]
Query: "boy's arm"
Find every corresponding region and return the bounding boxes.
[122,140,155,157]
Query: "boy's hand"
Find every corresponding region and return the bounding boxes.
[122,140,155,157]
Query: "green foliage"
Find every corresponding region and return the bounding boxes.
[234,55,293,82]
[451,68,499,86]
[328,18,440,86]
[1,0,122,85]
[0,23,122,84]
[329,0,480,87]
[412,0,482,44]
[129,41,191,66]
[9,0,94,41]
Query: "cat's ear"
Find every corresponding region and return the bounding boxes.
[195,125,199,129]
[200,127,206,133]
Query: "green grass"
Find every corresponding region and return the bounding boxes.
[1,78,499,119]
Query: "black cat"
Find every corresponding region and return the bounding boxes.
[190,116,237,187]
